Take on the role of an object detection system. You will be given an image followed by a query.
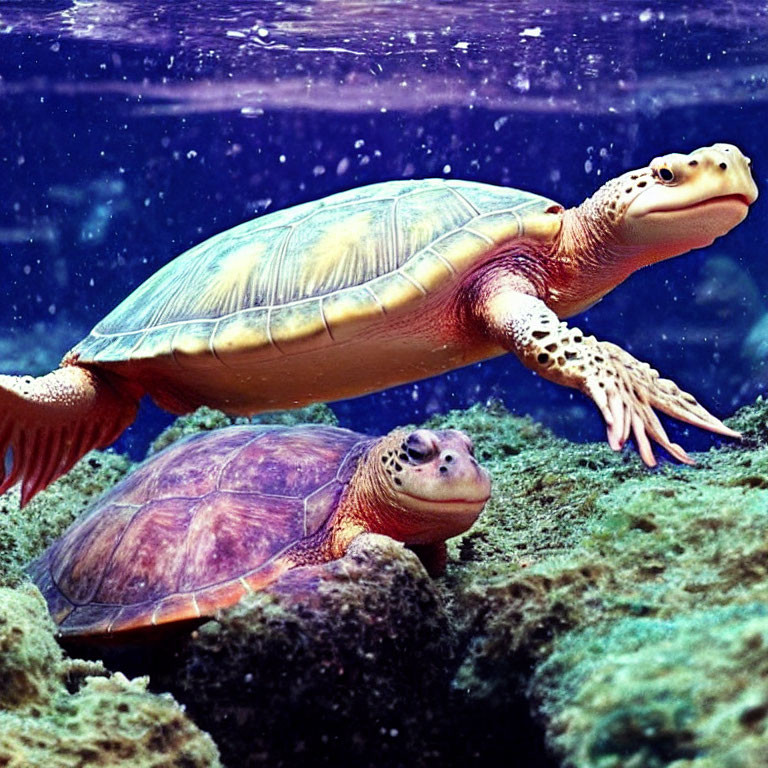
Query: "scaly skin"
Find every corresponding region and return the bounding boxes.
[466,143,758,466]
[285,429,490,577]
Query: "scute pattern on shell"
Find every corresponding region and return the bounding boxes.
[31,425,372,635]
[87,179,549,338]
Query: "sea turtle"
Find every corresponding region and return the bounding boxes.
[1,143,758,505]
[29,424,490,637]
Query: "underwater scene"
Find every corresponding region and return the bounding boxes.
[0,1,767,766]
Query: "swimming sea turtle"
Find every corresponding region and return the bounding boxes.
[29,424,490,637]
[1,143,758,505]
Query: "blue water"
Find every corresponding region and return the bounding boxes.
[0,1,766,459]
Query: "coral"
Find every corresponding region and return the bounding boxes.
[158,533,453,768]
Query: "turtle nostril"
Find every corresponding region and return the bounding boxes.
[444,453,454,463]
[719,162,727,170]
[439,466,448,474]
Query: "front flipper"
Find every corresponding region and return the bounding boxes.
[477,290,738,466]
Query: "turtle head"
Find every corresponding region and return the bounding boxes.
[591,143,757,267]
[373,428,491,544]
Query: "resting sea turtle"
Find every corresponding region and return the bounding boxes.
[29,424,490,637]
[1,143,758,505]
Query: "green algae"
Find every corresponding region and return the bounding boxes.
[532,605,768,768]
[422,398,768,766]
[0,584,221,767]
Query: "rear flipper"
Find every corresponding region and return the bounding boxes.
[0,365,140,506]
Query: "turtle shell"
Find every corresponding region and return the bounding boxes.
[71,179,558,369]
[29,425,372,638]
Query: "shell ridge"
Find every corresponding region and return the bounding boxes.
[390,195,400,275]
[169,323,184,370]
[215,431,275,491]
[176,494,219,596]
[301,476,338,536]
[319,295,335,341]
[58,502,147,607]
[266,223,298,307]
[513,208,524,236]
[208,317,226,366]
[445,184,481,217]
[265,306,282,355]
[397,270,428,296]
[364,285,387,316]
[470,199,542,221]
[426,246,459,277]
[335,438,372,481]
[461,226,495,245]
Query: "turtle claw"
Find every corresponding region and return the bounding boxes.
[584,341,734,465]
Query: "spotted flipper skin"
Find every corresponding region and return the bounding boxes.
[478,289,738,466]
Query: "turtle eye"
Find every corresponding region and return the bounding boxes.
[404,430,439,464]
[407,445,429,462]
[655,166,675,183]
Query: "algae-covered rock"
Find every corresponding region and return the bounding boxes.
[726,394,768,448]
[159,533,453,767]
[5,397,768,767]
[0,584,221,767]
[425,397,768,766]
[0,585,62,711]
[532,604,768,768]
[0,671,221,768]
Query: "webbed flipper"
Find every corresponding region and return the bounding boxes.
[478,289,737,466]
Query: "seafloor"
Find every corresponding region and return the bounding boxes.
[0,396,766,767]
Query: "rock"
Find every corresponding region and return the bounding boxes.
[427,398,768,767]
[0,585,221,767]
[0,585,62,711]
[532,604,768,768]
[5,398,768,767]
[158,533,453,767]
